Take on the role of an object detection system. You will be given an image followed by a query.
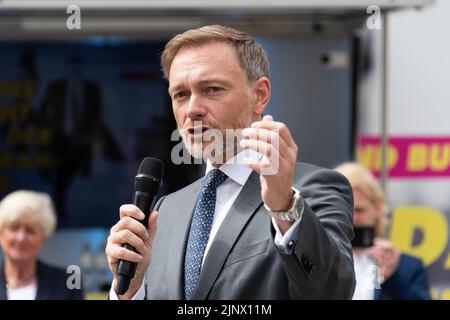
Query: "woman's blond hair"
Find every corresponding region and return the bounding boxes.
[335,162,388,237]
[0,190,57,238]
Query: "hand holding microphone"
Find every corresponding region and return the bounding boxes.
[105,158,164,298]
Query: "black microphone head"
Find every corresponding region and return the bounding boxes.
[135,157,164,192]
[117,157,164,295]
[138,157,164,177]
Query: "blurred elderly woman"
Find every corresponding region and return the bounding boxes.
[0,190,83,300]
[335,162,431,300]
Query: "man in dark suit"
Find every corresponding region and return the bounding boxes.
[106,25,355,300]
[37,55,123,220]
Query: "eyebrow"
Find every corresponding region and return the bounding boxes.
[168,78,233,95]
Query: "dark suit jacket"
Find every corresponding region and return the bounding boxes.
[39,79,101,131]
[375,254,431,300]
[38,79,102,175]
[38,79,123,172]
[0,260,84,300]
[145,162,356,299]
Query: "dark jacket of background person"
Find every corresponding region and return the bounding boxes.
[375,254,431,300]
[0,260,84,300]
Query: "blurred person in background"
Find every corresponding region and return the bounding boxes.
[0,190,83,300]
[335,162,431,300]
[37,55,124,221]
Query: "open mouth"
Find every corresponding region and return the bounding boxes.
[187,126,210,139]
[187,127,208,134]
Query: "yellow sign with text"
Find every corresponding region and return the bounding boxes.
[389,206,450,300]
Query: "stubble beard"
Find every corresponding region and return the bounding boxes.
[179,101,254,163]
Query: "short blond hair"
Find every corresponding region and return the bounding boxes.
[335,162,388,237]
[0,190,57,239]
[161,24,270,82]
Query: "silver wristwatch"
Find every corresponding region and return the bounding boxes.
[264,187,304,222]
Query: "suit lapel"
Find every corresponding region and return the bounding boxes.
[35,261,49,300]
[192,171,262,300]
[166,178,203,299]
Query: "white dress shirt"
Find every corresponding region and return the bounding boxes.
[110,149,304,299]
[7,282,37,300]
[352,251,379,300]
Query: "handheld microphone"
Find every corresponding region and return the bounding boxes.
[116,157,164,295]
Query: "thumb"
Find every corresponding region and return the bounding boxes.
[262,114,273,121]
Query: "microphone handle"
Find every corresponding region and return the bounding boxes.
[116,191,155,295]
[133,191,154,228]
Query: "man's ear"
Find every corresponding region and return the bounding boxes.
[251,77,271,116]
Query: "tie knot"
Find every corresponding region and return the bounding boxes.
[203,168,228,190]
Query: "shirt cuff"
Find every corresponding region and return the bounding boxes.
[272,217,303,255]
[108,281,146,300]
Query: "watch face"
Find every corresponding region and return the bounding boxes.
[263,188,304,221]
[291,194,304,220]
[282,205,301,222]
[291,208,301,220]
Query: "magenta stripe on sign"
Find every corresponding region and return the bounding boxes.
[357,136,450,178]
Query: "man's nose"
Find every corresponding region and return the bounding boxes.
[186,94,207,121]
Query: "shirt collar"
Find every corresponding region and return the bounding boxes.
[206,150,261,187]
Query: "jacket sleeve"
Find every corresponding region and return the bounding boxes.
[278,168,356,299]
[379,254,432,300]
